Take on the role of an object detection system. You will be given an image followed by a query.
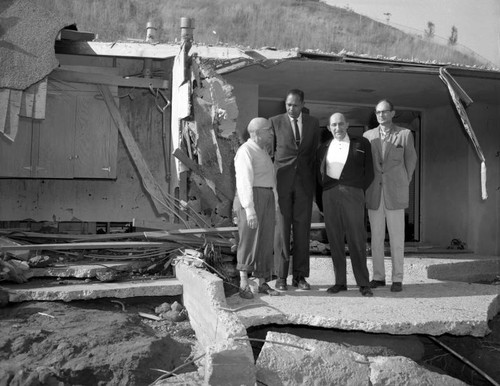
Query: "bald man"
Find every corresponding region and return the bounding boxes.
[234,117,280,299]
[316,113,374,296]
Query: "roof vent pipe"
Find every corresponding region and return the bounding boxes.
[146,21,157,42]
[180,17,194,46]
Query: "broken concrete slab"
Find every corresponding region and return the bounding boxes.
[369,356,468,386]
[257,331,370,385]
[29,261,148,279]
[4,278,182,302]
[250,326,426,362]
[256,332,467,386]
[226,255,500,337]
[174,261,256,385]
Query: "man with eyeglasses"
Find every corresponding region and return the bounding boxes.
[363,99,417,292]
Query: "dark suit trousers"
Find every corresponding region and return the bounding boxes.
[278,173,313,279]
[323,185,369,287]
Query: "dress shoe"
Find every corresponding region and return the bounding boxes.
[258,283,280,296]
[275,278,288,291]
[369,280,386,288]
[359,286,373,297]
[326,284,347,294]
[292,277,311,290]
[390,282,403,292]
[238,286,254,299]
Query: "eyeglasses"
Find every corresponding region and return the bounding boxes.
[375,110,392,115]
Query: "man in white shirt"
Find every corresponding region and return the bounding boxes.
[316,113,374,296]
[234,117,280,299]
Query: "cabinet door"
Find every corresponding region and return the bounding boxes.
[0,117,34,177]
[1,81,118,179]
[35,89,76,178]
[73,85,118,179]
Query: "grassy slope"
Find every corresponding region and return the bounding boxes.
[42,0,483,66]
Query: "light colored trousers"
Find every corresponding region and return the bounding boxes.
[368,190,405,283]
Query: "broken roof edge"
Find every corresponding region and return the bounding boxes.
[300,49,500,73]
[53,40,500,80]
[54,40,300,60]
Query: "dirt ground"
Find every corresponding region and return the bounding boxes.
[0,296,198,386]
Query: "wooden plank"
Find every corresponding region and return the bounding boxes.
[0,89,9,134]
[59,65,121,75]
[132,218,186,231]
[51,69,168,89]
[6,90,22,141]
[32,78,47,119]
[0,241,167,252]
[20,84,35,117]
[55,40,181,59]
[60,29,97,42]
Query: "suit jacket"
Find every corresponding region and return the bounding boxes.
[316,135,374,212]
[270,113,320,198]
[363,125,417,210]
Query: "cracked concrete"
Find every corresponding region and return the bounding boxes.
[225,254,500,337]
[256,331,468,386]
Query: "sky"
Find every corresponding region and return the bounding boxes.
[323,0,500,66]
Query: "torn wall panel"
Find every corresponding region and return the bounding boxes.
[179,58,239,224]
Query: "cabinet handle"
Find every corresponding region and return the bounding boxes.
[102,167,111,172]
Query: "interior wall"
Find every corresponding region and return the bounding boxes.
[231,82,259,143]
[0,55,172,224]
[421,102,500,255]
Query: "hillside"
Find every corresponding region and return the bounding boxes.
[42,0,484,66]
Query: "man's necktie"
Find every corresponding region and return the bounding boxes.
[292,118,300,147]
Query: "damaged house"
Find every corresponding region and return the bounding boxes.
[1,1,500,384]
[1,2,499,256]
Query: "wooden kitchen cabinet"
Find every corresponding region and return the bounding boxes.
[0,81,118,179]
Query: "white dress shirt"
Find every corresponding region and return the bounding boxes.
[288,113,302,142]
[326,134,350,179]
[234,138,276,217]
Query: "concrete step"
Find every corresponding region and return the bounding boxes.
[4,277,182,302]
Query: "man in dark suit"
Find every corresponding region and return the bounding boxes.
[317,113,374,296]
[270,89,320,291]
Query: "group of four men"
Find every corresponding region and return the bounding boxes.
[234,89,417,299]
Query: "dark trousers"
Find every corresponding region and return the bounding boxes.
[278,175,313,279]
[323,185,369,287]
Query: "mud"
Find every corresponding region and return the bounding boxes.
[0,296,197,386]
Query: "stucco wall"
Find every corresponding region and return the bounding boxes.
[421,102,500,255]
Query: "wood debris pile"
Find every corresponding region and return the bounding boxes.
[0,226,238,293]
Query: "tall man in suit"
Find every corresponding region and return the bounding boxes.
[363,99,417,292]
[271,89,320,291]
[317,113,374,297]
